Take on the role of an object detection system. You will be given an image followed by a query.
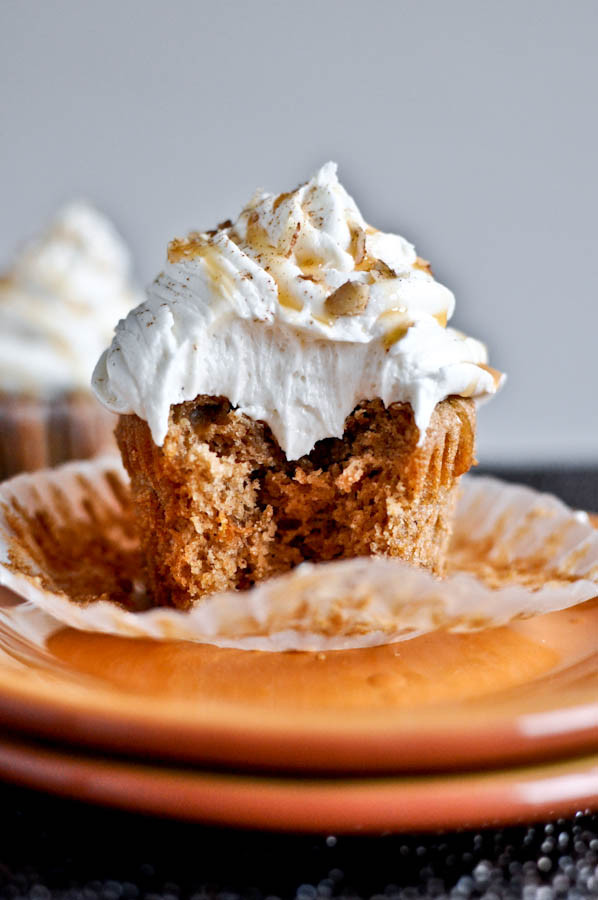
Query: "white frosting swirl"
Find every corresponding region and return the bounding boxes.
[93,163,502,459]
[0,202,141,395]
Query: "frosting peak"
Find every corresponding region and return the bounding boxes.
[163,162,453,341]
[93,164,502,458]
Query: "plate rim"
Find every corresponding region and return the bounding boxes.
[0,657,596,774]
[0,729,596,833]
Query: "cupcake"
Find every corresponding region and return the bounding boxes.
[94,163,502,609]
[0,202,141,480]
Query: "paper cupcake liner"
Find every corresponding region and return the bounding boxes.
[0,455,597,651]
[0,391,117,481]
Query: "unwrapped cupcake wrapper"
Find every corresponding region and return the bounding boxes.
[0,455,597,651]
[0,392,117,481]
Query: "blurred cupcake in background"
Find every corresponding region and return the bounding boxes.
[0,202,142,480]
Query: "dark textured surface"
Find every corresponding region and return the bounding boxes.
[0,784,596,900]
[477,466,598,515]
[1,468,597,900]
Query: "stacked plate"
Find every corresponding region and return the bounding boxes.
[0,581,596,833]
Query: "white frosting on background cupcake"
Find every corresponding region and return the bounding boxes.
[94,163,502,459]
[0,202,141,395]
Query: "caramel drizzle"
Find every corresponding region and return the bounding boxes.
[478,363,503,390]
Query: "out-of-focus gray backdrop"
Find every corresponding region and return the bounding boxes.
[1,0,596,464]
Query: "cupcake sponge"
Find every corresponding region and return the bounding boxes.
[117,395,476,609]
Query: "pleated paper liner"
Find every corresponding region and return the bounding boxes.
[0,391,117,481]
[0,455,597,651]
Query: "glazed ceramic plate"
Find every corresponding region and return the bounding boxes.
[1,728,596,833]
[0,587,596,775]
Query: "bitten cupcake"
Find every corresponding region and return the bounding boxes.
[0,202,141,480]
[94,163,502,609]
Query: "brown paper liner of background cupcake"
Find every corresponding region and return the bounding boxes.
[0,455,597,651]
[0,391,117,481]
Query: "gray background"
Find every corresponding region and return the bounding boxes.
[1,0,596,464]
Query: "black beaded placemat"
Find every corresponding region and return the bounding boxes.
[0,784,596,900]
[476,466,598,515]
[1,468,597,900]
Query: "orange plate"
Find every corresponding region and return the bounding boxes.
[0,729,596,833]
[0,587,597,774]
